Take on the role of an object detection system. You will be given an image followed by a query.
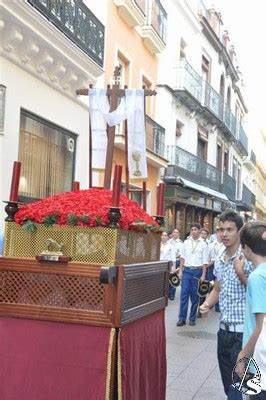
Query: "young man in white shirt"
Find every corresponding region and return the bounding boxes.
[176,222,208,326]
[160,230,176,273]
[168,228,183,300]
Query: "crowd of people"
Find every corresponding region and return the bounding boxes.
[1,211,265,399]
[161,211,266,400]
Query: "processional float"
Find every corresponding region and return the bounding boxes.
[0,68,168,400]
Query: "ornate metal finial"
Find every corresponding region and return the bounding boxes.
[113,66,121,85]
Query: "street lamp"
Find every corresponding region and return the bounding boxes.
[0,84,6,133]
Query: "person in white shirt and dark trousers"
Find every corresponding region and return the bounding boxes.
[168,228,183,300]
[176,222,208,326]
[160,231,176,290]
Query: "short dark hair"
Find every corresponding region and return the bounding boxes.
[218,210,244,231]
[200,228,209,235]
[240,221,266,256]
[190,222,201,230]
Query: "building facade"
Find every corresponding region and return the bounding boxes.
[1,0,261,234]
[0,0,107,229]
[101,0,168,214]
[253,129,266,222]
[156,0,251,236]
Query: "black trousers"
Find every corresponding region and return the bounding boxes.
[217,328,243,399]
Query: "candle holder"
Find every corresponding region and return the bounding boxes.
[154,215,165,226]
[4,201,19,222]
[108,206,121,228]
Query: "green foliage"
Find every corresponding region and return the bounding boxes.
[79,215,89,224]
[67,212,78,226]
[130,220,163,233]
[95,214,104,226]
[21,219,37,233]
[43,212,59,227]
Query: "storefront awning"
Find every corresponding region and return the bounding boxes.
[177,177,229,202]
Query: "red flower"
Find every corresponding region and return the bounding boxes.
[14,189,159,232]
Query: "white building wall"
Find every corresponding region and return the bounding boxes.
[0,58,90,229]
[0,0,108,231]
[155,0,251,210]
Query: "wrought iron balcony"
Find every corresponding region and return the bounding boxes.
[202,81,223,121]
[28,0,105,67]
[237,125,248,156]
[174,62,248,149]
[165,145,221,192]
[221,171,236,201]
[145,115,165,157]
[174,59,203,110]
[242,184,256,206]
[236,183,256,210]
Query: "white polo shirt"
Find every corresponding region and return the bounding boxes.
[180,237,208,267]
[160,241,176,264]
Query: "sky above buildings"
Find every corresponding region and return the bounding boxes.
[210,1,266,143]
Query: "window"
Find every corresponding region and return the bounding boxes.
[197,139,207,161]
[235,103,244,138]
[226,86,231,107]
[223,150,229,173]
[121,183,143,206]
[219,74,225,98]
[197,127,208,161]
[237,162,241,200]
[180,38,187,59]
[18,110,76,201]
[202,55,211,82]
[117,51,130,86]
[232,157,237,180]
[216,144,222,170]
[175,119,183,138]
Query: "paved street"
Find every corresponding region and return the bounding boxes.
[165,287,226,400]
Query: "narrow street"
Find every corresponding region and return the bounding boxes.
[165,288,226,400]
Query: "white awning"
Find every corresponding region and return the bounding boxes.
[178,177,228,201]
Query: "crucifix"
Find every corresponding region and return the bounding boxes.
[76,67,156,210]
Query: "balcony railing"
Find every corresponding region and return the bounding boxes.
[147,0,167,42]
[242,183,256,207]
[175,60,248,152]
[145,115,165,157]
[177,59,202,103]
[238,126,248,155]
[28,0,105,67]
[165,145,221,192]
[203,81,223,120]
[221,171,236,201]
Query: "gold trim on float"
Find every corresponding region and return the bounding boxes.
[105,328,116,400]
[3,222,160,265]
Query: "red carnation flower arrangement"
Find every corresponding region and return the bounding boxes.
[14,188,161,233]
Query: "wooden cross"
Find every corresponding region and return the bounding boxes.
[76,68,156,202]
